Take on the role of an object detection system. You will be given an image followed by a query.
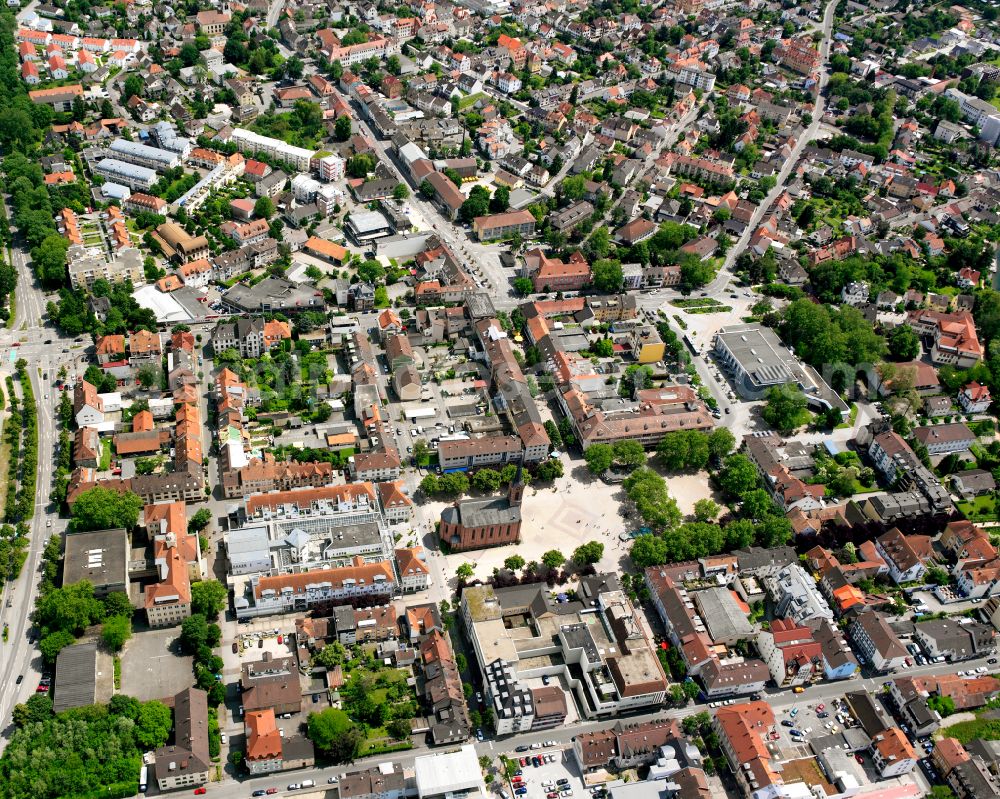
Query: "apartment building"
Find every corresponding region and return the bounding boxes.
[237,557,397,618]
[472,210,536,241]
[229,128,316,172]
[154,688,210,791]
[849,611,908,672]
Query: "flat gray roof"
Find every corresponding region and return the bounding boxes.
[63,528,128,592]
[693,586,754,643]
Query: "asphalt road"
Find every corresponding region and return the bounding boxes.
[0,218,77,747]
[708,0,839,298]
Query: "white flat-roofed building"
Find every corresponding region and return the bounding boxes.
[414,745,488,799]
[229,128,316,171]
[714,323,848,416]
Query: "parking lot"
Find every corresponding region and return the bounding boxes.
[503,744,591,799]
[770,696,858,757]
[119,625,194,702]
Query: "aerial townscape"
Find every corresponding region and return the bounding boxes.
[12,0,1000,798]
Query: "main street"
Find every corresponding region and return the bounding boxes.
[706,0,839,299]
[0,218,76,745]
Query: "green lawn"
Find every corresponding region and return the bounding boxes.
[99,439,112,471]
[958,495,997,521]
[940,714,1000,744]
[458,92,486,110]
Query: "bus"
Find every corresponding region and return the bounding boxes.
[139,765,148,794]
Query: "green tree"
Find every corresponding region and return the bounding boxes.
[504,555,526,572]
[612,440,646,468]
[313,642,347,669]
[70,488,143,532]
[624,467,682,530]
[490,185,510,213]
[334,115,353,141]
[135,700,173,748]
[572,541,604,565]
[307,708,364,762]
[693,498,719,522]
[190,580,229,620]
[393,183,410,200]
[136,366,158,390]
[679,257,715,290]
[591,259,624,293]
[535,458,564,481]
[387,717,412,739]
[254,196,275,219]
[887,324,920,361]
[456,562,475,581]
[122,74,144,101]
[189,508,213,533]
[761,386,808,434]
[630,534,668,568]
[718,454,759,498]
[179,613,218,654]
[356,259,386,283]
[35,581,104,636]
[11,694,53,728]
[419,179,435,199]
[584,443,614,474]
[513,277,534,296]
[592,338,613,357]
[541,550,565,569]
[346,154,375,178]
[708,428,736,460]
[38,629,76,663]
[472,468,503,492]
[102,592,134,619]
[459,186,491,224]
[32,235,69,283]
[101,615,132,651]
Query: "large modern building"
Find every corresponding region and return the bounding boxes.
[713,324,848,417]
[472,210,536,241]
[63,528,129,597]
[225,483,397,577]
[461,576,667,725]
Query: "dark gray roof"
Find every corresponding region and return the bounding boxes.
[54,642,99,713]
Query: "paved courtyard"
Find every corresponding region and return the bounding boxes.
[119,626,194,702]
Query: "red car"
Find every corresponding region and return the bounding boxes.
[855,755,864,765]
[519,758,528,767]
[267,791,278,796]
[816,704,825,711]
[194,789,207,795]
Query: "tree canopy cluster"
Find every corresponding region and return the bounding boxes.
[2,696,174,799]
[629,452,791,568]
[656,428,736,472]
